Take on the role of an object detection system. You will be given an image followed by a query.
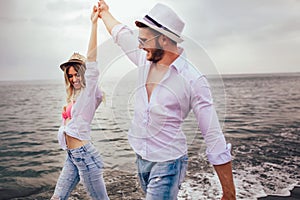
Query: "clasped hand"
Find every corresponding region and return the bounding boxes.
[97,0,109,18]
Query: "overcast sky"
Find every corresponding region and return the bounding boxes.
[0,0,299,81]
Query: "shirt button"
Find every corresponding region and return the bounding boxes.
[143,119,147,125]
[147,116,152,125]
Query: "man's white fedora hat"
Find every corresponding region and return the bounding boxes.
[135,3,185,43]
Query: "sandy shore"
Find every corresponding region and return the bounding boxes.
[15,172,299,200]
[13,169,145,200]
[11,154,220,200]
[9,146,299,200]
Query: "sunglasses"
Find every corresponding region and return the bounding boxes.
[138,34,161,47]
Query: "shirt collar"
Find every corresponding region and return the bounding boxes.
[170,47,186,73]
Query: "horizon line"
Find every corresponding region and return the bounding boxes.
[1,71,300,82]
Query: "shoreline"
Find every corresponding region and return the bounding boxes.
[258,186,300,200]
[9,168,299,200]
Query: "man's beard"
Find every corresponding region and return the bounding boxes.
[148,41,165,63]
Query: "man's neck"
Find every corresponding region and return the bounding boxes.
[156,46,180,68]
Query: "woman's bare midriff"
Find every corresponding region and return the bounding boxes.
[64,118,88,149]
[65,134,89,149]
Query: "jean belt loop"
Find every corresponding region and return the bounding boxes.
[137,153,144,161]
[82,144,87,152]
[67,150,72,158]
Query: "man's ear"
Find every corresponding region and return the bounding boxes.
[161,35,168,45]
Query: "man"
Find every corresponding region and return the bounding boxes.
[98,1,236,199]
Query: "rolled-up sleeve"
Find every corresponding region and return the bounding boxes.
[191,76,232,165]
[111,24,144,67]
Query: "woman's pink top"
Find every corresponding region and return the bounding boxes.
[62,102,73,121]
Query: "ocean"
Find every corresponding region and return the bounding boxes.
[0,73,299,200]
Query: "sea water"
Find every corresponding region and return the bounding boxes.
[0,73,299,199]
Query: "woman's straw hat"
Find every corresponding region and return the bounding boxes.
[60,52,86,71]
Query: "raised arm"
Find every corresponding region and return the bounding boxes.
[87,5,99,62]
[97,0,145,68]
[98,0,121,35]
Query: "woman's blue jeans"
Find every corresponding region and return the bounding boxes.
[136,154,188,200]
[51,143,109,200]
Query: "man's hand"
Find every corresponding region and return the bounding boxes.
[96,0,121,35]
[98,0,109,18]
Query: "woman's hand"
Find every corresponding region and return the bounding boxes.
[87,5,99,62]
[91,5,99,24]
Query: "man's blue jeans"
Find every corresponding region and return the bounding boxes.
[51,143,109,200]
[136,154,188,200]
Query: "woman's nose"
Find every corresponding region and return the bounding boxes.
[72,76,77,82]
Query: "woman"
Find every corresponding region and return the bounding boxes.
[51,5,109,200]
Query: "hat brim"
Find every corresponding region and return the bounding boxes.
[135,18,184,43]
[60,59,86,71]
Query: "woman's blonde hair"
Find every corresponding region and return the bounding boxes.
[64,64,86,103]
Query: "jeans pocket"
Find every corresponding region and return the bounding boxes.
[150,160,177,181]
[73,156,83,162]
[90,155,103,169]
[178,155,188,188]
[72,154,85,166]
